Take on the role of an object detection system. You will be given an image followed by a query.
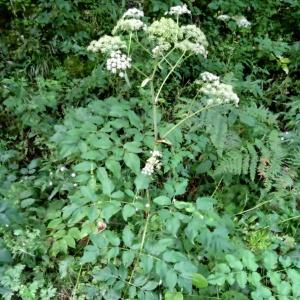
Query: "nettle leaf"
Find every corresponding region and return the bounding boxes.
[153,196,171,206]
[97,167,115,196]
[192,273,208,289]
[124,152,140,174]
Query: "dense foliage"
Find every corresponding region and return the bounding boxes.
[1,1,300,299]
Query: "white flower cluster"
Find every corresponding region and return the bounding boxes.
[113,7,145,34]
[112,19,145,34]
[106,50,131,77]
[233,16,251,28]
[142,150,162,176]
[217,14,251,28]
[175,25,208,57]
[198,72,239,106]
[147,17,182,43]
[122,8,144,19]
[217,14,230,21]
[87,35,126,54]
[166,4,191,16]
[200,71,220,82]
[176,40,208,57]
[152,42,171,57]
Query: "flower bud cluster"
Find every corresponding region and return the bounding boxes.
[152,42,171,57]
[198,72,239,106]
[166,4,191,16]
[87,35,126,54]
[106,50,131,77]
[142,150,162,176]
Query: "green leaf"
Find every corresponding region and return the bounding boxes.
[163,250,187,263]
[192,273,208,288]
[81,245,100,264]
[124,152,140,174]
[20,198,35,208]
[165,291,183,300]
[263,251,278,270]
[165,269,177,289]
[241,250,258,271]
[226,254,243,270]
[80,185,97,202]
[134,173,150,190]
[222,291,249,300]
[140,255,153,273]
[97,167,115,196]
[122,251,135,267]
[102,202,121,221]
[74,161,96,172]
[124,141,142,153]
[153,196,171,206]
[105,160,121,179]
[142,281,158,291]
[0,248,12,263]
[123,226,134,247]
[236,271,247,288]
[122,204,136,221]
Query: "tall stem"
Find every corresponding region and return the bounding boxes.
[150,80,158,140]
[162,103,222,139]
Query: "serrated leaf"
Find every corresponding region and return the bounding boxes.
[124,152,140,174]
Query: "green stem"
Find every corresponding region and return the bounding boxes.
[153,51,186,105]
[162,103,221,139]
[71,263,83,300]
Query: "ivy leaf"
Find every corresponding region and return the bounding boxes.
[192,273,208,288]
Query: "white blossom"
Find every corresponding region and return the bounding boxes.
[217,14,231,21]
[200,71,220,83]
[233,15,251,28]
[145,203,150,208]
[166,4,191,16]
[71,172,76,177]
[112,19,145,34]
[152,42,171,57]
[106,50,131,77]
[198,72,239,107]
[87,35,126,54]
[122,8,144,19]
[49,181,53,186]
[59,166,66,172]
[142,150,162,176]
